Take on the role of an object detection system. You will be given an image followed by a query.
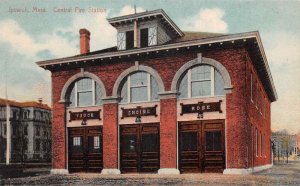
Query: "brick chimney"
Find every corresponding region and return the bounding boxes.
[79,28,90,54]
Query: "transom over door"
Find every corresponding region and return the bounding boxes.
[179,120,225,173]
[120,123,160,173]
[68,126,103,173]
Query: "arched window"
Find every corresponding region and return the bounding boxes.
[178,65,225,98]
[120,72,159,103]
[66,78,103,107]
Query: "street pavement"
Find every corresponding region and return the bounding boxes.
[1,158,300,185]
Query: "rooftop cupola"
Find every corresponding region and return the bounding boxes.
[107,9,184,50]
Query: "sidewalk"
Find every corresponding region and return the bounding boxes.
[1,159,300,185]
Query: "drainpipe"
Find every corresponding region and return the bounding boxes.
[244,53,249,169]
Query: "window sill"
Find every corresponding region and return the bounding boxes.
[67,105,103,109]
[119,100,160,105]
[179,95,225,100]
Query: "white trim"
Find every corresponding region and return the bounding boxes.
[251,73,253,103]
[172,57,233,94]
[223,164,272,174]
[187,69,191,98]
[211,67,215,96]
[112,64,165,98]
[59,71,107,103]
[37,32,259,67]
[158,168,180,174]
[74,83,78,107]
[256,128,258,157]
[127,76,131,102]
[225,119,228,170]
[101,169,121,174]
[147,73,151,101]
[176,121,179,170]
[50,169,69,174]
[92,80,95,106]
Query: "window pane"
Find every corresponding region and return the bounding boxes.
[130,72,147,86]
[192,81,211,97]
[191,65,211,81]
[148,27,157,46]
[181,132,197,151]
[131,87,148,102]
[140,28,148,48]
[95,82,102,105]
[68,83,75,107]
[77,78,92,91]
[78,91,93,106]
[126,30,134,49]
[214,69,224,95]
[122,135,137,153]
[88,136,101,152]
[117,32,126,50]
[179,73,188,98]
[151,76,159,101]
[72,136,83,153]
[142,133,159,152]
[205,131,221,151]
[120,80,128,103]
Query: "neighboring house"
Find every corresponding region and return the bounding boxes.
[36,9,277,174]
[0,98,52,162]
[272,130,297,158]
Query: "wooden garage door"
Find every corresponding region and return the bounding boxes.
[120,123,160,173]
[179,120,225,173]
[68,126,103,173]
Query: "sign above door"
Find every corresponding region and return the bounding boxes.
[180,100,222,115]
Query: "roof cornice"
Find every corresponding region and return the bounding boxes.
[37,32,258,66]
[36,31,277,102]
[107,9,184,37]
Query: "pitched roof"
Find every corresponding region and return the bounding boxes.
[77,32,223,56]
[0,98,51,110]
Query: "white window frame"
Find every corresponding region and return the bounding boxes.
[94,136,100,149]
[260,132,262,157]
[251,73,254,103]
[256,82,259,109]
[73,137,81,146]
[259,89,262,114]
[186,66,217,98]
[120,71,159,104]
[148,27,157,46]
[123,73,155,103]
[70,79,100,108]
[256,128,258,157]
[117,32,126,50]
[264,134,267,158]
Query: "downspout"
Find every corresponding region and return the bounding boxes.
[244,52,249,169]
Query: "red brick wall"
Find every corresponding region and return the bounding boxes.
[160,98,177,168]
[50,47,272,171]
[102,103,118,169]
[245,53,272,167]
[51,69,80,169]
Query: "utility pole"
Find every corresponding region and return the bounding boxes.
[277,141,279,164]
[5,58,11,165]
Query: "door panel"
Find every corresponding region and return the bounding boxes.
[120,123,159,173]
[140,125,159,172]
[179,130,200,173]
[202,120,225,173]
[69,128,85,172]
[120,126,139,173]
[179,120,225,173]
[68,126,103,173]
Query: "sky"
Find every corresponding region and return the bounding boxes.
[0,0,299,134]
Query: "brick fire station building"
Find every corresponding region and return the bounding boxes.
[37,9,277,174]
